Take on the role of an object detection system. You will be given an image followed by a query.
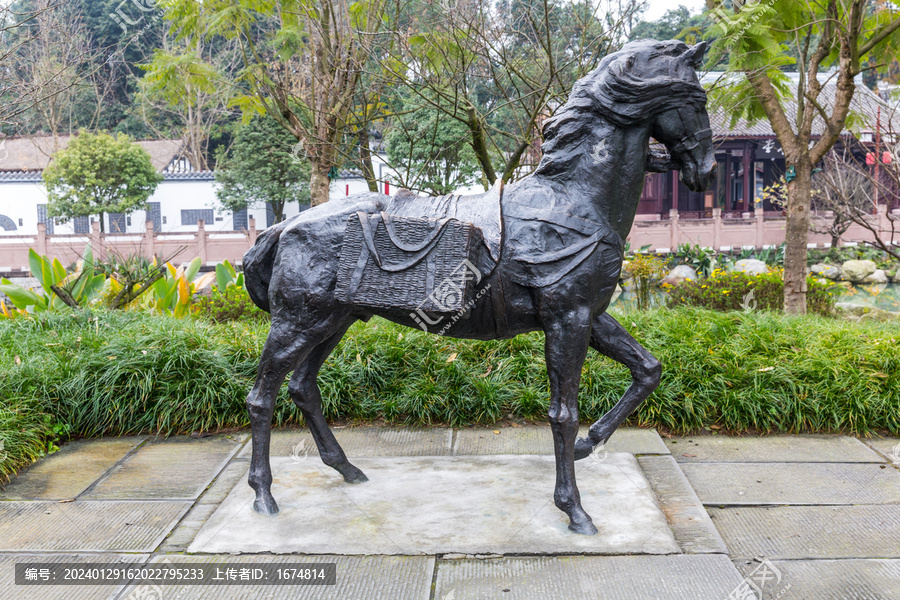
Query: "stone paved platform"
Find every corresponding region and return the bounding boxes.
[188,454,679,556]
[0,426,897,599]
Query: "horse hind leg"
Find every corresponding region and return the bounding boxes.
[247,315,348,515]
[288,321,368,484]
[574,312,661,460]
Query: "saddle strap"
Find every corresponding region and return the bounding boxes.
[379,211,453,252]
[356,212,453,273]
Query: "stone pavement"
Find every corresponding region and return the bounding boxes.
[0,427,897,599]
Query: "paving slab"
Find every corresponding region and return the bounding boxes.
[0,553,149,600]
[666,434,883,462]
[434,555,748,600]
[453,426,669,455]
[0,436,146,500]
[239,427,453,458]
[197,460,249,505]
[637,455,727,554]
[117,555,434,600]
[0,501,190,552]
[188,454,679,555]
[709,506,900,559]
[734,558,900,600]
[681,462,900,505]
[864,437,900,464]
[159,502,221,553]
[83,434,242,500]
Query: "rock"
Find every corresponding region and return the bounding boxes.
[811,263,842,280]
[824,266,842,280]
[840,259,877,283]
[862,269,888,284]
[733,259,768,276]
[835,302,875,317]
[661,265,698,285]
[834,302,900,321]
[860,308,900,322]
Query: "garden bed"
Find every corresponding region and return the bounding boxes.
[1,308,899,480]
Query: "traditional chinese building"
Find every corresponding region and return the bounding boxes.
[636,74,900,220]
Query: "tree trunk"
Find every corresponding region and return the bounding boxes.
[467,106,497,189]
[309,160,332,207]
[358,128,378,193]
[783,161,813,314]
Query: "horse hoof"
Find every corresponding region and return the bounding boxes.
[341,465,369,484]
[253,496,280,515]
[568,519,599,536]
[574,437,594,461]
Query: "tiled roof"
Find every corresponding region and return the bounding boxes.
[703,72,900,139]
[0,135,187,172]
[0,170,214,183]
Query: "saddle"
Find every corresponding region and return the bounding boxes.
[334,181,502,313]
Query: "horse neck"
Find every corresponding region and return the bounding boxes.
[539,122,653,242]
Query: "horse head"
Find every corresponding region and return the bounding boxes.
[647,43,717,192]
[537,39,716,193]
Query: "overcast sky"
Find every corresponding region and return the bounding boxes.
[642,0,706,21]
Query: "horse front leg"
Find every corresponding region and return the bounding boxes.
[574,311,661,460]
[542,312,597,535]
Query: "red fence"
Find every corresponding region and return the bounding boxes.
[0,219,258,273]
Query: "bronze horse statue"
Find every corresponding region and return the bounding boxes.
[242,39,716,535]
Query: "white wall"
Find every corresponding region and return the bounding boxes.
[0,180,48,235]
[0,156,488,237]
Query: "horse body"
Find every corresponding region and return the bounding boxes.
[243,39,716,535]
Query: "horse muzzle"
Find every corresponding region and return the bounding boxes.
[681,160,717,193]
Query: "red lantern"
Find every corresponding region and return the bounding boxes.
[866,152,876,165]
[883,151,893,165]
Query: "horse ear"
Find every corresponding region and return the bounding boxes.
[683,42,708,68]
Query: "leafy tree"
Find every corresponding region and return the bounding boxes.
[706,0,900,313]
[630,6,708,44]
[385,99,480,195]
[214,116,311,224]
[384,0,626,187]
[43,131,163,232]
[165,0,387,206]
[137,39,239,170]
[1,1,102,133]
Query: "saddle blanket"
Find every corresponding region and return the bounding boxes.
[335,212,485,313]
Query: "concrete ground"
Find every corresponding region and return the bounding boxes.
[0,426,898,599]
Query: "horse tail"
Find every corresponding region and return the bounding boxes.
[243,220,291,313]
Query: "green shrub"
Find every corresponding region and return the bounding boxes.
[192,285,268,323]
[626,254,667,311]
[808,245,893,267]
[665,268,838,315]
[1,308,899,478]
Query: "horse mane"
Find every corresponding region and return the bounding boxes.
[536,39,708,177]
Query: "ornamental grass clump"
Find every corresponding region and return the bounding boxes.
[2,307,899,480]
[665,268,838,315]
